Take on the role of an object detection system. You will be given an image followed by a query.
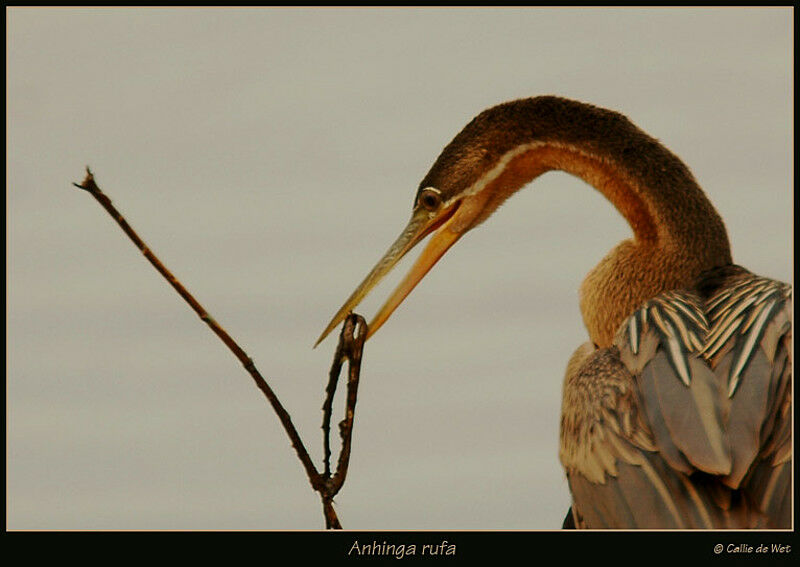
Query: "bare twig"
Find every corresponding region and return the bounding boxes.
[324,315,366,491]
[321,313,367,528]
[72,167,366,529]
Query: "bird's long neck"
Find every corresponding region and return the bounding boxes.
[490,140,731,347]
[423,98,732,346]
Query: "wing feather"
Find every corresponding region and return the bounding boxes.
[561,266,791,529]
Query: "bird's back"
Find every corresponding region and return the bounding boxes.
[559,265,791,529]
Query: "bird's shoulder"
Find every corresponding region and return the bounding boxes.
[559,265,791,528]
[561,265,791,485]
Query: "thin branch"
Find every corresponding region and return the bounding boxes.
[328,315,366,494]
[322,315,356,479]
[72,167,366,529]
[320,313,367,529]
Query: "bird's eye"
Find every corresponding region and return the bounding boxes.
[418,189,442,211]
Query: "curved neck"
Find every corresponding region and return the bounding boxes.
[420,97,733,346]
[481,141,732,346]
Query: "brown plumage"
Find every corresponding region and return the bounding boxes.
[317,96,792,529]
[561,265,791,528]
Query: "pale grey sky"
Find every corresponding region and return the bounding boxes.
[7,7,792,530]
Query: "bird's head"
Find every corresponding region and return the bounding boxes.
[314,99,554,347]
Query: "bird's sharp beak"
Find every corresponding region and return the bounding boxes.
[315,198,464,347]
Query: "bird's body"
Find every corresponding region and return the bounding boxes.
[317,96,792,529]
[561,264,791,528]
